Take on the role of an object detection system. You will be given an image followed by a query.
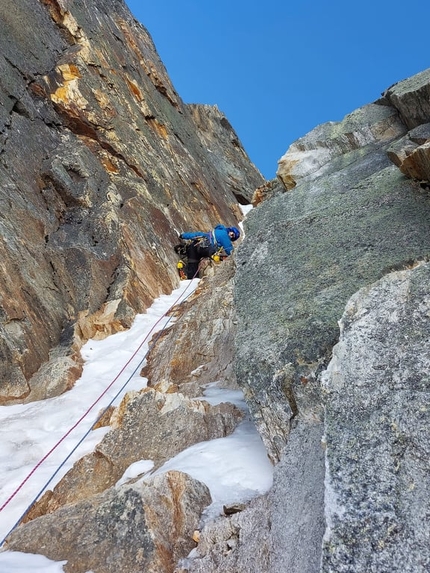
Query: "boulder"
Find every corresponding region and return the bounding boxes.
[383,67,430,129]
[5,470,212,573]
[25,386,243,518]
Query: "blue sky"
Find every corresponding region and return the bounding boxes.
[125,1,430,180]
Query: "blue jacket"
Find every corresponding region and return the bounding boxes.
[180,224,234,255]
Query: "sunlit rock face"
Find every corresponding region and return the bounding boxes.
[142,256,239,391]
[277,69,430,193]
[0,0,264,404]
[23,384,243,520]
[276,103,406,190]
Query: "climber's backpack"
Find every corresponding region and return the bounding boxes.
[174,242,187,258]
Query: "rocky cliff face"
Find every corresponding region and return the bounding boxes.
[0,0,264,405]
[229,68,430,572]
[1,1,429,573]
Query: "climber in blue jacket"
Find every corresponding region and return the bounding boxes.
[176,224,241,279]
[180,224,240,256]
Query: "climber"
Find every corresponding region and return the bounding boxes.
[174,224,241,279]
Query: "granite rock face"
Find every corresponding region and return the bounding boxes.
[231,69,430,572]
[235,69,430,463]
[276,102,405,189]
[321,262,430,572]
[0,0,263,403]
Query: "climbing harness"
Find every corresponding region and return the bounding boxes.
[174,234,226,279]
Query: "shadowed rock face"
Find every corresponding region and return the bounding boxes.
[231,69,430,573]
[236,152,430,462]
[235,71,430,463]
[0,0,264,403]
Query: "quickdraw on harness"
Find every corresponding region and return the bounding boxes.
[174,242,188,280]
[211,246,226,263]
[176,259,187,280]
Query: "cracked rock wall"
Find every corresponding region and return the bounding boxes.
[233,69,430,572]
[0,0,264,403]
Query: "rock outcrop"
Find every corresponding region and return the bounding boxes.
[5,256,246,571]
[230,69,430,572]
[177,495,271,573]
[24,385,243,519]
[276,102,404,190]
[142,256,239,392]
[0,0,264,404]
[6,470,212,573]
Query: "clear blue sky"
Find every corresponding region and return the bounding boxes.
[125,0,430,180]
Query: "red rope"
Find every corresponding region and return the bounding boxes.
[0,279,197,514]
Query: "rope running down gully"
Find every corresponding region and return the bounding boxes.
[0,274,199,546]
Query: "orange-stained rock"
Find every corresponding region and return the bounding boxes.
[6,471,212,573]
[142,257,240,392]
[0,0,264,403]
[387,126,430,183]
[25,385,243,518]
